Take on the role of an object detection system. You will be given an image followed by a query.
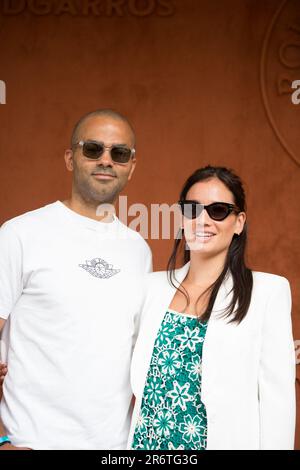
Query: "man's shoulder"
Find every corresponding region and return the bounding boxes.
[1,202,60,234]
[145,270,169,289]
[116,218,151,250]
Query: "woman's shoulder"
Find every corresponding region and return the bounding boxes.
[143,269,291,296]
[145,269,290,284]
[251,271,291,299]
[252,270,290,287]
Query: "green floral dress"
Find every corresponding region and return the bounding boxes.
[132,310,208,450]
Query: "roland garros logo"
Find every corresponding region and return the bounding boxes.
[0,0,175,16]
[260,0,300,166]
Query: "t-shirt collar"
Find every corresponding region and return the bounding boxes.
[55,200,119,232]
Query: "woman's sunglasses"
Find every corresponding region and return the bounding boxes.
[178,200,240,221]
[74,140,135,164]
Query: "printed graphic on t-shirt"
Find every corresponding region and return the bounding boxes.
[79,258,121,279]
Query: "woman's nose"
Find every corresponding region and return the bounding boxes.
[196,208,213,228]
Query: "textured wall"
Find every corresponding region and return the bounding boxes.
[0,0,299,448]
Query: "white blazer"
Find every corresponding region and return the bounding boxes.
[127,263,296,450]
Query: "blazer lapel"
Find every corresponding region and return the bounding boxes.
[134,263,234,405]
[133,263,190,396]
[200,271,234,405]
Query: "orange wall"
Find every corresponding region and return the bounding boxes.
[0,0,299,448]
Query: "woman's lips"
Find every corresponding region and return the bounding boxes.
[194,232,216,242]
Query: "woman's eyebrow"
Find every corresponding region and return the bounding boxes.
[185,200,234,204]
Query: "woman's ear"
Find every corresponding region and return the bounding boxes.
[235,211,246,235]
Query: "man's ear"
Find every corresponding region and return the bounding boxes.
[127,157,136,181]
[64,149,74,172]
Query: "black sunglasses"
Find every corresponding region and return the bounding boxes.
[178,200,240,221]
[75,140,135,164]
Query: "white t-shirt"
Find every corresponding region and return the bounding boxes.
[0,201,152,450]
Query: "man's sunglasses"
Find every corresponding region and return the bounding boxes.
[178,200,240,221]
[74,140,135,164]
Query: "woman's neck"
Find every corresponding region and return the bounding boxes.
[185,250,227,287]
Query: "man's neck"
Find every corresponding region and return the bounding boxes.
[62,197,116,223]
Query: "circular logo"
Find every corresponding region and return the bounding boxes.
[260,0,300,166]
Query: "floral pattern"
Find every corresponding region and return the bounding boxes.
[179,414,207,446]
[167,381,193,411]
[152,408,176,438]
[144,375,165,407]
[132,311,208,450]
[157,349,182,375]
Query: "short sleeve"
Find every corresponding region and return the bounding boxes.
[144,245,153,274]
[0,222,24,320]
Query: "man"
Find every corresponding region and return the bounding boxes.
[0,109,152,450]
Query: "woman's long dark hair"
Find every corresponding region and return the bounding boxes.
[167,165,253,324]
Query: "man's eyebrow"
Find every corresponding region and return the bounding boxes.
[84,139,131,146]
[113,143,131,146]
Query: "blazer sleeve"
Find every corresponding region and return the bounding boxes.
[258,277,296,449]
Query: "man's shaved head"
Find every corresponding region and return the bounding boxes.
[65,109,137,208]
[71,109,136,148]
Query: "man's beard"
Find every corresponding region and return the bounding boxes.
[73,172,120,205]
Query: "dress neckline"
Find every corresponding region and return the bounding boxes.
[167,308,198,319]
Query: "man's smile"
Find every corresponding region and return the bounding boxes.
[92,172,116,180]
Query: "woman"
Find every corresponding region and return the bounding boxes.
[127,165,296,450]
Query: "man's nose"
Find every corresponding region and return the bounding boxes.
[97,148,114,167]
